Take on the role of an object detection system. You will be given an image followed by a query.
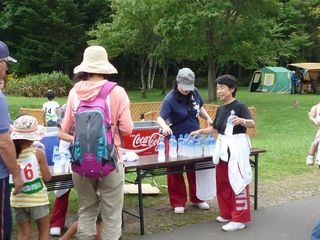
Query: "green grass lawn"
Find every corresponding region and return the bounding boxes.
[6,87,320,237]
[6,87,318,181]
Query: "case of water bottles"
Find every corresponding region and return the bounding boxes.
[52,145,72,174]
[158,133,216,162]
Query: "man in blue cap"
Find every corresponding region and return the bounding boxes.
[0,41,17,63]
[0,40,23,239]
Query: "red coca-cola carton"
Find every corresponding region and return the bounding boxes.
[123,121,162,156]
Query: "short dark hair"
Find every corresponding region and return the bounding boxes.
[215,74,238,97]
[72,72,108,82]
[46,89,55,100]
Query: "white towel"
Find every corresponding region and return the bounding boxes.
[123,151,139,162]
[196,168,216,201]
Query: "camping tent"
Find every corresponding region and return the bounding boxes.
[249,67,292,93]
[286,63,320,94]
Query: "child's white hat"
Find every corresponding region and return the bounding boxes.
[11,115,46,141]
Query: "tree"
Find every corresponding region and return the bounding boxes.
[90,0,167,98]
[157,0,279,102]
[275,0,320,63]
[0,0,112,76]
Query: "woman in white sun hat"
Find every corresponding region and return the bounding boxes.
[61,45,133,239]
[10,115,52,239]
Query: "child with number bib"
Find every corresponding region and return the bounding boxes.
[10,115,52,240]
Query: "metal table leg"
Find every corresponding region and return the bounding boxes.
[137,169,145,235]
[254,154,259,210]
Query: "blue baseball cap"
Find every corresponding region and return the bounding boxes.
[0,41,17,63]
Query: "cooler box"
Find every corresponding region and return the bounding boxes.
[123,121,161,156]
[40,127,60,166]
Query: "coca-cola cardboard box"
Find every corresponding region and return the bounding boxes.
[123,121,162,156]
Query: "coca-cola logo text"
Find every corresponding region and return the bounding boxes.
[132,132,163,150]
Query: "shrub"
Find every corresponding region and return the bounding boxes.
[6,71,73,97]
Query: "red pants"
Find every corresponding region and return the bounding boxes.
[216,161,251,223]
[50,190,71,228]
[167,167,202,208]
[164,139,202,208]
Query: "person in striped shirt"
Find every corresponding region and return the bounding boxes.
[10,115,51,240]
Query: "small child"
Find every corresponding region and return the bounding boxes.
[10,115,52,240]
[59,214,103,240]
[306,103,320,165]
[50,104,73,236]
[42,89,60,126]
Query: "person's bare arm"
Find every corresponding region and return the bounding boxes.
[157,116,173,136]
[199,106,213,127]
[189,126,215,138]
[36,149,51,182]
[58,128,73,142]
[308,105,320,127]
[232,116,256,128]
[0,132,23,194]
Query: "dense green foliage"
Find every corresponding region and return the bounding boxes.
[0,0,112,76]
[1,0,320,98]
[6,71,73,97]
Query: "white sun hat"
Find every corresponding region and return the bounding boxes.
[73,45,118,75]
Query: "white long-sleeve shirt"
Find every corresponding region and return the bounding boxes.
[213,133,252,195]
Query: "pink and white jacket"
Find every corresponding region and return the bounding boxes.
[61,80,134,163]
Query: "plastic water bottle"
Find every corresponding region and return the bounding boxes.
[182,134,189,156]
[203,135,210,156]
[64,151,71,173]
[177,134,184,157]
[60,152,66,173]
[52,146,62,173]
[158,138,165,162]
[194,139,202,157]
[208,135,215,156]
[198,135,204,156]
[225,110,235,136]
[169,135,177,159]
[187,138,195,157]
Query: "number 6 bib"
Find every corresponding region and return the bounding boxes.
[10,154,44,194]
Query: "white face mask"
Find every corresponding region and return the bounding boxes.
[177,84,191,95]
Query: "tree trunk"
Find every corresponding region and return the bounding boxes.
[147,57,153,90]
[140,56,147,98]
[238,65,242,82]
[207,26,217,102]
[151,61,157,89]
[208,58,218,102]
[162,64,169,95]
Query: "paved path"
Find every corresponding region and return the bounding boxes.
[139,196,320,240]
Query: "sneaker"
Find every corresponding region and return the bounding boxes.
[193,202,210,210]
[174,207,185,214]
[306,155,314,165]
[50,227,61,236]
[222,222,245,232]
[216,216,230,223]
